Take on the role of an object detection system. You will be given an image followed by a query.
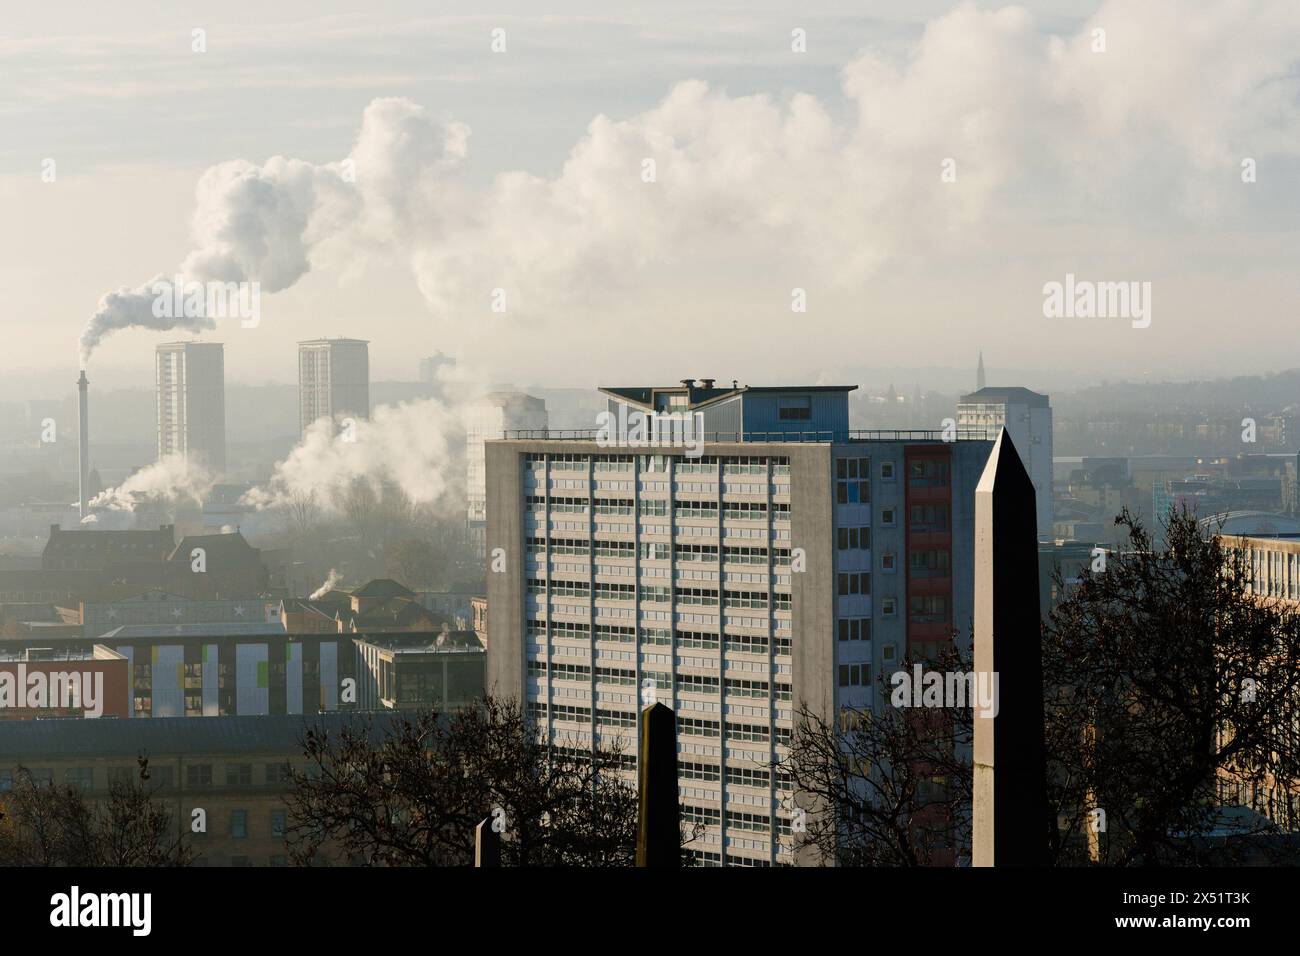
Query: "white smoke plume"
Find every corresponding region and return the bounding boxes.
[88,454,216,513]
[309,569,343,601]
[242,398,464,514]
[80,153,374,363]
[79,2,1300,364]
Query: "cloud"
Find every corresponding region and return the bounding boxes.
[77,1,1300,362]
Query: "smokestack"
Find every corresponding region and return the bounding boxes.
[77,370,89,518]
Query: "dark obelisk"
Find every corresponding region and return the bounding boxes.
[972,428,1049,866]
[474,814,501,867]
[636,702,680,867]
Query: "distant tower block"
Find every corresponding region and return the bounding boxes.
[298,338,370,437]
[156,341,227,474]
[976,351,986,390]
[972,428,1049,866]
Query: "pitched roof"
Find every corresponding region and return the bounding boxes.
[168,530,258,564]
[351,579,416,599]
[43,525,176,563]
[958,386,1050,407]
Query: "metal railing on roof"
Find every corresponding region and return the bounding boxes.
[499,428,1000,443]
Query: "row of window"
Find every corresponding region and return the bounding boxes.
[526,497,793,520]
[526,454,790,474]
[0,763,294,791]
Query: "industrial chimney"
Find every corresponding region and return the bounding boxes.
[77,370,89,518]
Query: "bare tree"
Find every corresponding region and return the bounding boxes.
[1043,507,1300,865]
[284,697,643,866]
[781,643,973,866]
[0,758,190,866]
[284,489,322,542]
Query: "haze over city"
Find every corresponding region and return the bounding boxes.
[2,0,1299,931]
[3,0,1298,392]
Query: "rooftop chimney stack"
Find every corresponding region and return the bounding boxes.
[77,370,89,519]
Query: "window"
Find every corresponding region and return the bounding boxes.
[778,396,812,421]
[881,461,896,481]
[908,458,950,486]
[837,572,871,596]
[837,618,870,641]
[836,527,870,550]
[187,764,213,787]
[265,762,293,785]
[881,507,897,527]
[910,549,951,576]
[881,553,896,573]
[226,763,253,786]
[27,769,53,787]
[230,810,248,839]
[909,595,950,622]
[108,766,137,787]
[882,597,898,617]
[835,458,870,504]
[837,664,871,687]
[909,503,949,532]
[881,643,897,662]
[65,767,93,790]
[271,810,287,838]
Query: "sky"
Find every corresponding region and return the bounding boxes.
[2,0,1299,398]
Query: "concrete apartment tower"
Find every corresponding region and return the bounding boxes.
[485,380,994,866]
[156,342,226,475]
[298,338,369,436]
[957,386,1053,540]
[466,392,548,559]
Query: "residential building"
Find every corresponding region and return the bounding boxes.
[958,386,1053,539]
[466,392,548,558]
[156,342,226,473]
[298,338,369,436]
[485,379,994,866]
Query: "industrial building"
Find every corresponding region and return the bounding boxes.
[0,713,398,866]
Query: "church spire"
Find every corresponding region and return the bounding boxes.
[976,351,986,390]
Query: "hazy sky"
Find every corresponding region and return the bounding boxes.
[2,0,1298,397]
